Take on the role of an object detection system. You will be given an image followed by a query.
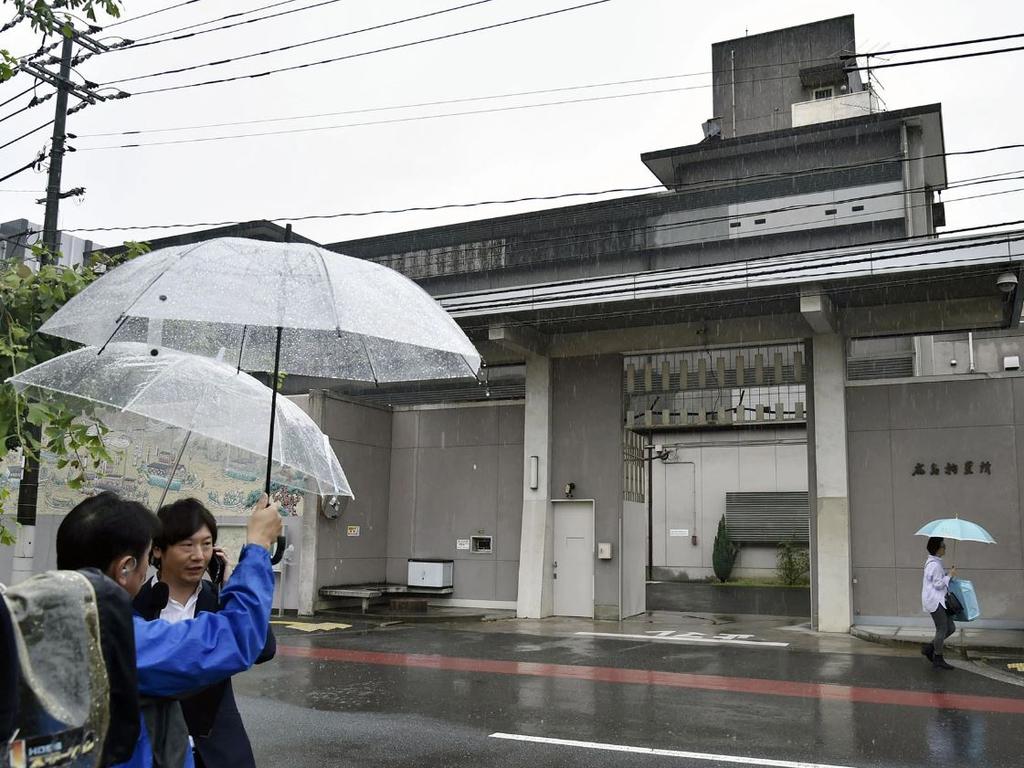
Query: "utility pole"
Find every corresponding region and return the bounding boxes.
[41,34,73,261]
[11,22,113,583]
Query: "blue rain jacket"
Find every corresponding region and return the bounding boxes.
[115,544,275,768]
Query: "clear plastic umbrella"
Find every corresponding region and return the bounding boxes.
[39,237,482,383]
[6,343,353,502]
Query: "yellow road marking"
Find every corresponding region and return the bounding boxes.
[271,621,352,633]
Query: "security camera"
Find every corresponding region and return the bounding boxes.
[997,272,1018,293]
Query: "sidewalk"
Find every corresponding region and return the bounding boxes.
[852,624,1024,655]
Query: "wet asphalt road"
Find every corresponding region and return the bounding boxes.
[233,621,1024,767]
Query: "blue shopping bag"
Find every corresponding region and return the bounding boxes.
[948,578,980,622]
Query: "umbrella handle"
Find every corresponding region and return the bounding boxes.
[270,535,286,565]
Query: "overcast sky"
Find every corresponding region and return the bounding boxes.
[1,0,1023,248]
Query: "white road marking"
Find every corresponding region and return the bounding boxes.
[574,631,789,647]
[489,733,858,768]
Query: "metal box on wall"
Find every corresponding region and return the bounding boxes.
[407,558,454,588]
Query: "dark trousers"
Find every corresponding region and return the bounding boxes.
[930,605,956,654]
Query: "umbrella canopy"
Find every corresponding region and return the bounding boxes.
[7,343,352,498]
[39,237,481,383]
[914,518,996,544]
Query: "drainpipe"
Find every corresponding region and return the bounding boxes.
[968,332,976,374]
[900,123,914,238]
[646,441,654,581]
[730,50,737,138]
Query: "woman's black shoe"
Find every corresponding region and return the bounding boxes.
[921,643,934,662]
[932,654,955,670]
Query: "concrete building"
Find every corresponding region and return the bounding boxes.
[0,219,101,269]
[4,16,1024,633]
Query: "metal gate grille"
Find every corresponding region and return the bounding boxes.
[725,491,809,543]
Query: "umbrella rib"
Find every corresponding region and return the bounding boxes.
[359,337,380,386]
[113,240,210,327]
[311,246,345,336]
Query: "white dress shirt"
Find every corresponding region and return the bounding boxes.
[157,579,201,624]
[921,555,951,614]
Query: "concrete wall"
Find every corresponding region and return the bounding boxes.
[712,15,858,139]
[550,355,624,619]
[847,377,1024,626]
[315,395,392,590]
[386,402,524,605]
[651,428,808,580]
[622,500,647,618]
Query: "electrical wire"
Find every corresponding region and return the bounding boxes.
[109,0,499,83]
[0,159,40,184]
[102,0,204,29]
[78,83,715,147]
[452,230,1024,325]
[0,86,34,111]
[852,32,1024,59]
[60,141,1024,236]
[0,119,54,152]
[128,0,331,43]
[847,44,1024,71]
[0,102,39,126]
[119,1,615,96]
[77,71,711,137]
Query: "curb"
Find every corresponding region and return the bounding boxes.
[851,627,1024,656]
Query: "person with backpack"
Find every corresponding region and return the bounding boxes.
[134,498,275,768]
[55,491,281,767]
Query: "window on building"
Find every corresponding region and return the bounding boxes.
[813,87,833,100]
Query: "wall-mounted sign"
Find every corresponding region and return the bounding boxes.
[669,529,689,537]
[456,538,471,550]
[346,525,360,537]
[912,461,992,477]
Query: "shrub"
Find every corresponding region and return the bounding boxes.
[777,541,810,585]
[712,516,738,582]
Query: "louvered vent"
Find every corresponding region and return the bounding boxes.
[725,491,809,543]
[847,356,914,381]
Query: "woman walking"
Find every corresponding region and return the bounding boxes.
[922,536,957,670]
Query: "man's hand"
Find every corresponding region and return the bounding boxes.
[246,493,283,551]
[949,566,958,579]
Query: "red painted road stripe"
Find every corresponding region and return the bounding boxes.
[276,644,1024,715]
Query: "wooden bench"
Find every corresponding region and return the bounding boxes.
[318,587,383,614]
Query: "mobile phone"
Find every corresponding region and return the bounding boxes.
[207,552,225,586]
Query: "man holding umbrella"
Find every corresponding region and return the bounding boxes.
[55,490,282,766]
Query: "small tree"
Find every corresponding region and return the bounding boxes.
[712,515,738,582]
[776,541,810,585]
[1,242,148,542]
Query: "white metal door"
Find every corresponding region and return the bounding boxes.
[553,501,593,617]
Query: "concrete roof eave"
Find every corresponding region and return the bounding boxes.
[641,104,947,191]
[443,229,1023,352]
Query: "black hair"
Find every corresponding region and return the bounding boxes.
[56,492,159,571]
[927,537,945,556]
[154,497,218,549]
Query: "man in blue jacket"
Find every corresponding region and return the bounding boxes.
[55,491,282,767]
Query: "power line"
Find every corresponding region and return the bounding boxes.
[103,0,203,29]
[109,0,499,84]
[852,31,1024,59]
[77,71,710,137]
[0,119,54,151]
[452,229,1024,322]
[0,85,34,111]
[366,180,1024,280]
[62,142,1024,235]
[78,83,714,148]
[59,162,1024,242]
[118,0,615,96]
[0,157,41,184]
[128,0,331,44]
[847,44,1024,71]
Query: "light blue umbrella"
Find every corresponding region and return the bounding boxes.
[914,518,996,544]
